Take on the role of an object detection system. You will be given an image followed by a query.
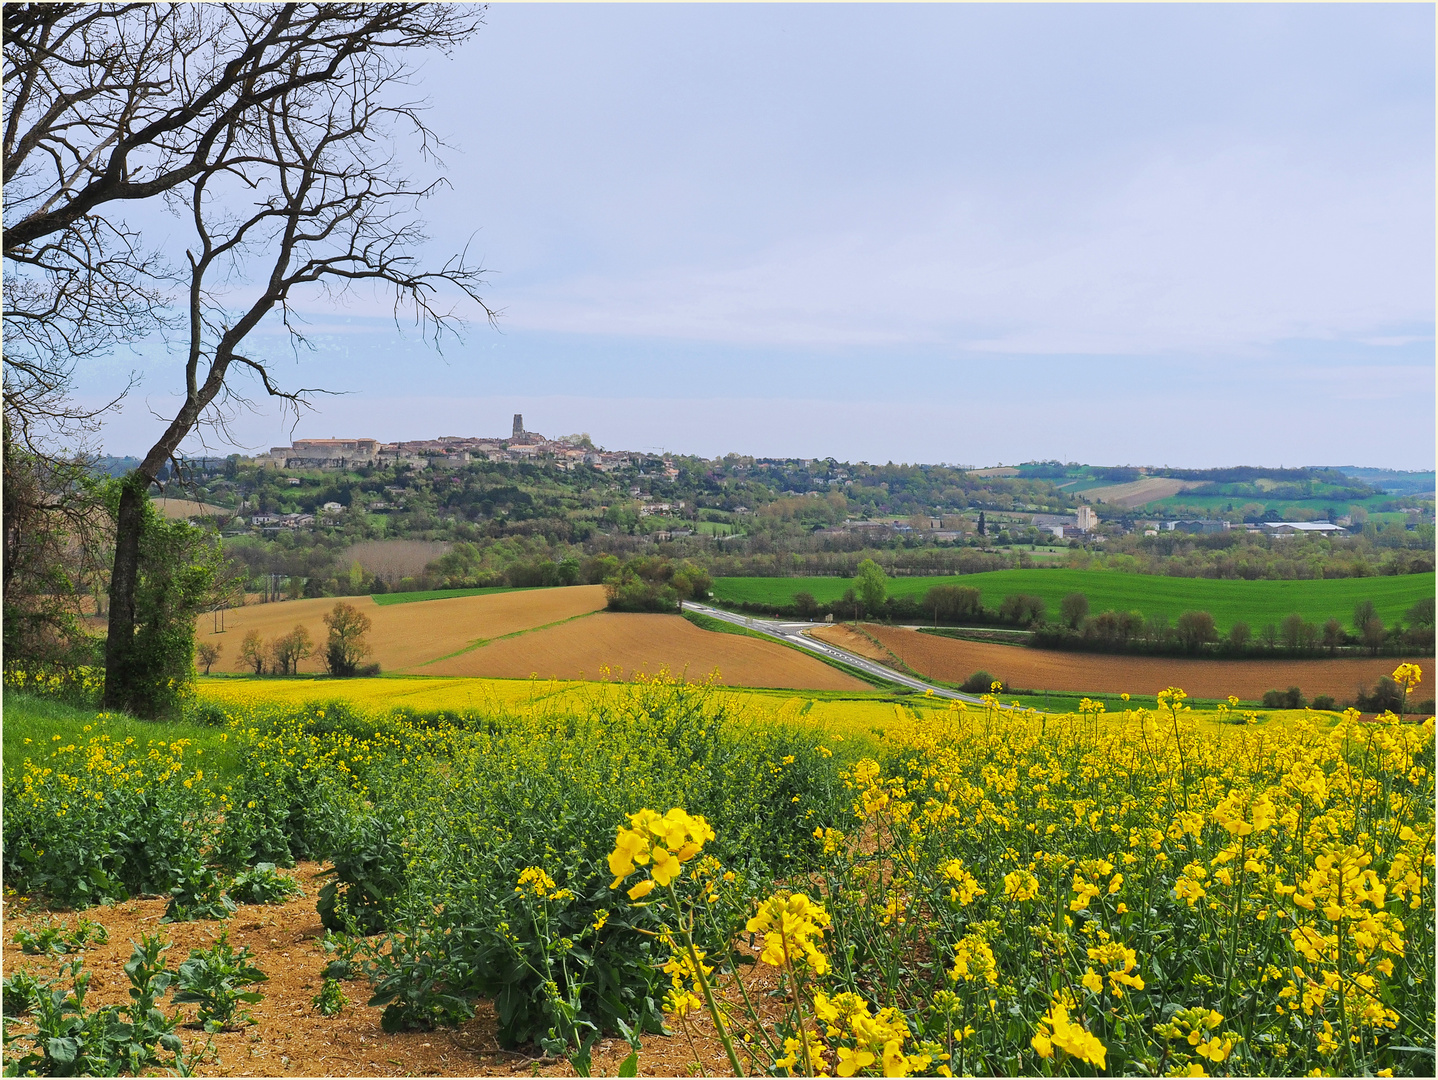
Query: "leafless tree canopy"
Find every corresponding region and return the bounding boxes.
[3,3,490,454]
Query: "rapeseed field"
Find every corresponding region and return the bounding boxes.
[3,671,1432,1076]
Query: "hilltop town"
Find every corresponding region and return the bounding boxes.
[261,415,646,474]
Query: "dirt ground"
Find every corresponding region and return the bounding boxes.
[1,865,765,1078]
[422,612,870,691]
[813,623,1433,702]
[195,588,608,675]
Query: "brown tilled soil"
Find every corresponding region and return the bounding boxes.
[2,864,762,1078]
[812,623,1432,702]
[422,612,870,691]
[194,588,608,676]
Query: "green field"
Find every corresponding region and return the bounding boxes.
[370,585,523,606]
[712,569,1435,633]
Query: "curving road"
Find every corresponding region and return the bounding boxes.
[682,601,986,703]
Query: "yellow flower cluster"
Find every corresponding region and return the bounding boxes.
[607,807,715,899]
[1030,993,1107,1069]
[515,866,574,902]
[747,891,832,976]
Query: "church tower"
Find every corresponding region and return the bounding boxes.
[512,413,524,439]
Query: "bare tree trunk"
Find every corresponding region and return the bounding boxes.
[103,475,147,709]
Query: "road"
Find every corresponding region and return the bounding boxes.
[682,601,986,703]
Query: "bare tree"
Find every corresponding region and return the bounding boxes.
[4,4,493,711]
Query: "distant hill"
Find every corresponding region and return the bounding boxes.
[1326,467,1436,498]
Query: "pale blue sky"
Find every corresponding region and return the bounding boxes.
[90,3,1434,468]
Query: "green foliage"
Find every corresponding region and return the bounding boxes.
[959,671,1003,694]
[854,558,887,614]
[604,557,710,613]
[162,856,236,923]
[312,978,348,1017]
[713,569,1435,634]
[227,863,302,905]
[2,936,185,1077]
[322,601,373,676]
[103,481,227,718]
[173,931,268,1032]
[316,815,408,935]
[1261,687,1308,710]
[12,917,108,956]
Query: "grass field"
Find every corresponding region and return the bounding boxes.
[712,568,1435,632]
[1,691,241,780]
[371,585,521,606]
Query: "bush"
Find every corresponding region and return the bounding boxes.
[1357,677,1404,714]
[960,671,1003,694]
[1261,687,1307,710]
[1310,695,1337,711]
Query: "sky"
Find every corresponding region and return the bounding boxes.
[84,3,1435,469]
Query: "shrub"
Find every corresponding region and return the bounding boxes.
[1357,676,1404,714]
[960,671,1003,694]
[1261,687,1307,710]
[1310,695,1337,711]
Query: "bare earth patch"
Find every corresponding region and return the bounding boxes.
[839,623,1431,701]
[422,612,870,690]
[1,866,771,1078]
[195,587,608,675]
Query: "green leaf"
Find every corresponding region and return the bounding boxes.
[618,1050,639,1077]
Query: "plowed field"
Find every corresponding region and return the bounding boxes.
[422,612,869,690]
[814,623,1431,701]
[1086,476,1203,507]
[196,587,608,674]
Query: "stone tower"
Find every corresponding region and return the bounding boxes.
[512,413,524,439]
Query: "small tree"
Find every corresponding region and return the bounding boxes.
[324,603,372,677]
[924,584,981,626]
[238,630,267,675]
[792,591,820,620]
[1060,592,1090,630]
[195,641,222,675]
[1279,613,1306,650]
[1360,615,1386,656]
[1227,621,1252,651]
[854,559,888,617]
[1321,618,1345,654]
[1175,610,1217,652]
[1353,600,1379,634]
[271,625,313,676]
